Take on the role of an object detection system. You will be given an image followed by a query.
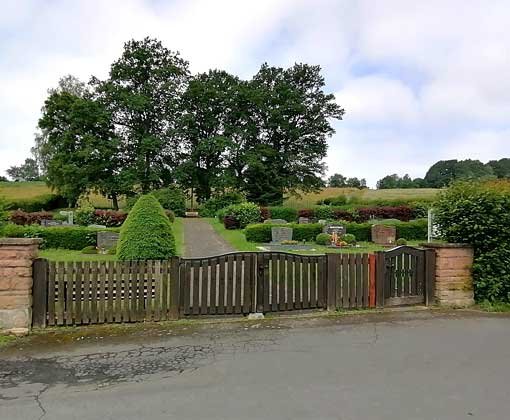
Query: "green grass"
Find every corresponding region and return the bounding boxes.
[39,249,117,262]
[479,301,510,312]
[207,217,259,252]
[206,218,423,254]
[0,334,16,348]
[173,217,185,256]
[283,187,439,208]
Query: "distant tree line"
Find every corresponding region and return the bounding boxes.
[327,173,367,189]
[12,38,344,208]
[376,158,510,189]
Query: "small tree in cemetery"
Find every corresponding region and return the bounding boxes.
[117,194,176,260]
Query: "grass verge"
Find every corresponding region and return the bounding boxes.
[478,301,510,312]
[206,218,259,252]
[173,217,185,256]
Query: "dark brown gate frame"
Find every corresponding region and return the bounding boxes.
[31,248,436,328]
[375,246,435,308]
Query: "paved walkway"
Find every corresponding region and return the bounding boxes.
[2,310,510,420]
[182,218,234,257]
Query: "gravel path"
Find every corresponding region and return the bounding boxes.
[182,218,234,257]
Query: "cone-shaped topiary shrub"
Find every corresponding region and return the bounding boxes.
[117,194,176,260]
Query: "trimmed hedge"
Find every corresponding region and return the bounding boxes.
[0,224,115,250]
[9,210,53,225]
[221,202,261,228]
[5,194,67,212]
[267,206,298,222]
[117,194,176,260]
[245,223,323,243]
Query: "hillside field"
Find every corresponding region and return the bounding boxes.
[0,181,440,210]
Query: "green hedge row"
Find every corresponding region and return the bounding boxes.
[5,194,67,212]
[0,224,119,250]
[244,219,428,243]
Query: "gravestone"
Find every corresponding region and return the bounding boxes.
[298,217,310,224]
[88,224,107,229]
[97,231,120,250]
[264,219,289,225]
[371,224,396,245]
[41,219,62,227]
[323,224,346,236]
[271,227,293,243]
[59,210,74,225]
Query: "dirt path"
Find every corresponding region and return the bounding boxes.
[182,218,234,257]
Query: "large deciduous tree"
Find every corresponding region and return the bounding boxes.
[245,63,344,205]
[6,158,41,181]
[92,38,190,193]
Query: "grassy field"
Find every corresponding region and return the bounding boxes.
[206,217,423,254]
[283,187,439,208]
[0,181,117,208]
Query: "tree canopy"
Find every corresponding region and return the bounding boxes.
[34,37,344,206]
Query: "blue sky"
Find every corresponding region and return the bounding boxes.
[1,0,510,186]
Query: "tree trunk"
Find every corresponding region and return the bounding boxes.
[111,194,119,211]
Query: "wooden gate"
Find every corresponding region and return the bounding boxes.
[375,246,435,307]
[179,253,255,316]
[256,253,327,312]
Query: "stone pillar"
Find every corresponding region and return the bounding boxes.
[422,243,475,307]
[0,238,42,335]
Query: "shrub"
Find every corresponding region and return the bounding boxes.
[244,223,322,243]
[0,197,7,228]
[0,224,107,249]
[222,202,261,228]
[93,210,127,227]
[107,246,117,255]
[199,192,244,217]
[395,219,428,240]
[343,222,372,242]
[81,245,98,254]
[314,206,334,220]
[260,207,270,221]
[298,209,314,218]
[224,215,240,230]
[396,238,408,246]
[9,210,53,225]
[4,194,67,212]
[330,196,348,206]
[357,206,413,222]
[342,233,356,244]
[75,205,95,226]
[117,194,176,260]
[434,180,510,302]
[268,206,298,222]
[147,186,186,216]
[165,209,175,223]
[332,208,354,221]
[316,233,332,245]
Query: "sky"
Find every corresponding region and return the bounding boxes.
[1,0,510,187]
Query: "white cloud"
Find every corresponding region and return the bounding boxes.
[1,0,510,185]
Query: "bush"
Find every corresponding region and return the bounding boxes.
[133,186,186,217]
[4,194,67,212]
[117,194,176,260]
[434,180,510,302]
[330,196,348,206]
[260,207,270,221]
[332,208,355,221]
[244,223,322,243]
[222,202,261,228]
[356,206,413,222]
[396,238,408,246]
[314,206,334,220]
[9,210,53,225]
[395,219,428,240]
[0,197,7,228]
[93,210,127,227]
[342,233,356,244]
[165,209,175,223]
[224,215,240,230]
[298,209,314,218]
[343,222,372,241]
[0,224,107,249]
[81,245,98,254]
[199,192,244,217]
[75,205,95,226]
[316,233,332,245]
[268,206,298,222]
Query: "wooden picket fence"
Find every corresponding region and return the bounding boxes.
[32,247,435,328]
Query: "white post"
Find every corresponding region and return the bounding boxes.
[427,208,433,243]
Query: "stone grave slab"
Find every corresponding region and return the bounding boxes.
[97,231,120,250]
[271,227,293,243]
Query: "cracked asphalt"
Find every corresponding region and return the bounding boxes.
[1,310,510,420]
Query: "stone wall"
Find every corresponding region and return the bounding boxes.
[0,238,42,335]
[423,243,475,307]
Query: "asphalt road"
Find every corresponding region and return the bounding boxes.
[1,310,510,420]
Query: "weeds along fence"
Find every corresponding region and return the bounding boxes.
[32,247,434,327]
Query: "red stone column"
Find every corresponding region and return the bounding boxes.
[422,243,475,307]
[0,238,42,335]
